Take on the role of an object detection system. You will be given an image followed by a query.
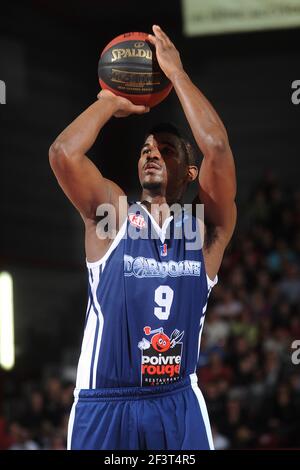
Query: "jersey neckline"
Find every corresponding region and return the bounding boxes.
[136,201,173,244]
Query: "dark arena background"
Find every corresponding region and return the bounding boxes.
[0,0,300,451]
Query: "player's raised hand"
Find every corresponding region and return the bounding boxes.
[97,89,150,118]
[148,25,184,82]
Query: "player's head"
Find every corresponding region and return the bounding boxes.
[138,123,199,202]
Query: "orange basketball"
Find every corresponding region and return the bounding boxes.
[98,32,173,108]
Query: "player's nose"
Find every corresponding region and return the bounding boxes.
[146,148,162,161]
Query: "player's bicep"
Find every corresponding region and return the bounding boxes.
[49,150,123,219]
[197,144,236,234]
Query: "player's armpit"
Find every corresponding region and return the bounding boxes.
[202,203,237,279]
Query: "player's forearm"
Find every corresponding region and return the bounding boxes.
[50,98,117,158]
[171,71,229,156]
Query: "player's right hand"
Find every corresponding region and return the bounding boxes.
[148,25,184,82]
[97,90,150,118]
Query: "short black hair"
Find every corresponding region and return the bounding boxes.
[144,122,199,168]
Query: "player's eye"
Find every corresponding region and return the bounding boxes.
[142,148,151,155]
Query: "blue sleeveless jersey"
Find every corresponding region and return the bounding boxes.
[75,202,217,390]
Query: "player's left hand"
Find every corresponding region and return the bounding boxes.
[148,25,184,82]
[97,89,150,117]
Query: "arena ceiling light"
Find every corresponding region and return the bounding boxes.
[0,272,15,370]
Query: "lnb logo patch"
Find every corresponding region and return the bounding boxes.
[0,80,6,104]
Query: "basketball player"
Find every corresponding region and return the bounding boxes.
[49,25,236,450]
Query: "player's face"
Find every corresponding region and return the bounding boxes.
[138,133,188,195]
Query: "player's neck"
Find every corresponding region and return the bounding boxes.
[140,194,167,206]
[140,192,182,207]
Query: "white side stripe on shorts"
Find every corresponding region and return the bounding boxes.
[67,396,78,450]
[190,373,215,450]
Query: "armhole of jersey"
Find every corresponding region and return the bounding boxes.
[206,274,218,291]
[86,218,127,269]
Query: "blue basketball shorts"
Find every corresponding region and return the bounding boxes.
[67,373,214,450]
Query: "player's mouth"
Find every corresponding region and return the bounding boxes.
[144,162,161,172]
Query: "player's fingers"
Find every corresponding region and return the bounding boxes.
[132,105,150,114]
[153,25,172,46]
[149,34,165,52]
[152,25,169,46]
[148,33,165,52]
[147,34,156,46]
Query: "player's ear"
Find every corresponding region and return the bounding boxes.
[187,165,198,182]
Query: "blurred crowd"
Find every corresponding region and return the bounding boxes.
[200,172,300,449]
[0,376,72,449]
[0,172,299,450]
